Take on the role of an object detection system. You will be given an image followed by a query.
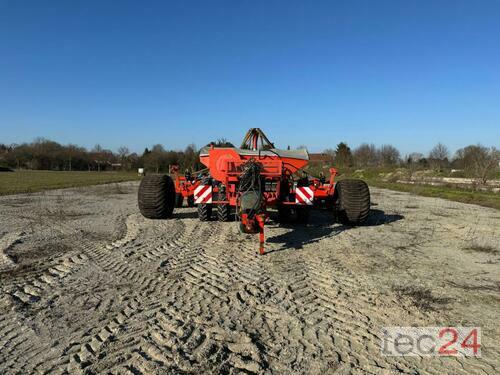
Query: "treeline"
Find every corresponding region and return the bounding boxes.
[325,142,499,184]
[0,138,204,173]
[0,138,498,183]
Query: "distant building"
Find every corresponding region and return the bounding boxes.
[309,153,334,164]
[109,162,122,169]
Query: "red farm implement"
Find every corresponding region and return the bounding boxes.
[138,128,370,254]
[168,165,200,207]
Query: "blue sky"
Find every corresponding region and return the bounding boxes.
[0,0,499,155]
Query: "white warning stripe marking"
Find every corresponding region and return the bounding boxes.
[194,185,212,204]
[295,187,314,205]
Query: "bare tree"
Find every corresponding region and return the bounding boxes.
[406,152,424,179]
[353,143,378,168]
[92,144,104,172]
[182,144,200,171]
[208,138,234,148]
[455,145,499,185]
[66,144,79,171]
[379,144,400,166]
[428,142,449,171]
[92,144,103,153]
[117,146,130,159]
[117,146,130,170]
[323,148,336,160]
[143,144,167,173]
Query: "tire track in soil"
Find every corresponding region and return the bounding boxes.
[1,213,143,308]
[51,219,272,374]
[1,212,178,374]
[46,214,487,374]
[0,232,23,272]
[98,222,270,375]
[155,224,270,373]
[2,192,498,375]
[250,221,483,374]
[33,210,226,373]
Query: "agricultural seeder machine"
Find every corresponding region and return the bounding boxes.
[138,129,370,254]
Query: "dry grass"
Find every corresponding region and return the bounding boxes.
[404,204,419,209]
[465,243,498,255]
[393,286,451,312]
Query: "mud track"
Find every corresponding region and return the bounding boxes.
[0,182,499,374]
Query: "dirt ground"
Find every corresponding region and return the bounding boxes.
[0,181,499,374]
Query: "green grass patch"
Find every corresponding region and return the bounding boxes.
[335,167,499,210]
[0,170,141,195]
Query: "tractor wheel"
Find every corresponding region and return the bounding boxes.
[138,174,176,219]
[198,204,212,221]
[335,179,370,225]
[187,195,195,207]
[296,206,310,224]
[217,204,231,222]
[175,193,183,208]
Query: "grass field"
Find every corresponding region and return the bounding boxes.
[1,169,498,210]
[338,172,499,210]
[366,180,500,210]
[329,167,500,211]
[0,170,141,195]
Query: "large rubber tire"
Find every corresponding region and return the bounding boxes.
[138,174,176,219]
[175,193,183,208]
[217,204,231,222]
[335,179,370,225]
[187,195,195,207]
[198,204,212,221]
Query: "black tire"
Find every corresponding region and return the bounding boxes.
[198,204,212,221]
[175,193,184,208]
[138,174,176,219]
[335,179,370,225]
[187,195,195,207]
[217,204,231,222]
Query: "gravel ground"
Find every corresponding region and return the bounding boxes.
[0,181,499,374]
